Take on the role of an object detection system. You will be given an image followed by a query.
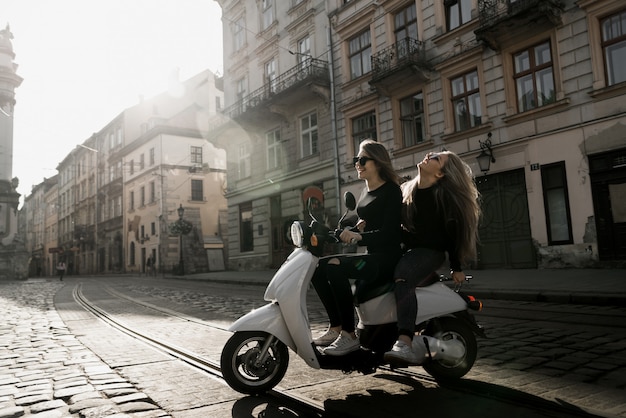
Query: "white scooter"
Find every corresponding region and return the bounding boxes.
[220,192,485,395]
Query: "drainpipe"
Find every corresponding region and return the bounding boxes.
[327,19,341,219]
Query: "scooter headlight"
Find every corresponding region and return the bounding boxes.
[290,221,305,247]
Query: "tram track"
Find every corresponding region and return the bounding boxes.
[69,280,616,418]
[73,282,327,417]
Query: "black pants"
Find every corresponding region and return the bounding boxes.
[393,248,445,338]
[312,253,396,333]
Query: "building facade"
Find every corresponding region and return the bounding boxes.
[22,176,57,276]
[216,0,626,270]
[214,0,341,270]
[23,70,227,276]
[43,176,59,276]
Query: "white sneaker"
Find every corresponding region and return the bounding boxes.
[323,331,360,356]
[312,328,340,346]
[384,340,423,366]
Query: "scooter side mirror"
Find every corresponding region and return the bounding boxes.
[337,192,356,228]
[344,192,356,211]
[306,197,320,223]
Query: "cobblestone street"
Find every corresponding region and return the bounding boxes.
[1,277,626,417]
[0,281,169,417]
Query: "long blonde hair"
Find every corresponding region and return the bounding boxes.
[402,151,481,263]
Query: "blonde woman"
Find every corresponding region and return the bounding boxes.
[384,151,480,365]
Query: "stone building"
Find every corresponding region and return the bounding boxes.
[21,176,57,276]
[215,0,626,270]
[25,70,227,276]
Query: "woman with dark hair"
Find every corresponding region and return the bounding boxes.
[312,139,403,356]
[384,150,481,365]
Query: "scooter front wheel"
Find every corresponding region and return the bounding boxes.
[421,317,477,381]
[220,331,289,395]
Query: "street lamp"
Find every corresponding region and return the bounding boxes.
[476,132,496,175]
[177,204,185,276]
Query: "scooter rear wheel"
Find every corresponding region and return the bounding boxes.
[421,317,477,381]
[220,331,289,395]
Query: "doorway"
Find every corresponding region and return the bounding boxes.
[475,169,537,268]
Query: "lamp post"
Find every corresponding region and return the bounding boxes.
[177,204,185,276]
[476,132,496,175]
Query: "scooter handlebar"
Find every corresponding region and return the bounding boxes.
[439,274,473,281]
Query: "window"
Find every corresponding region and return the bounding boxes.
[267,129,282,170]
[298,36,311,64]
[400,93,425,147]
[446,0,472,31]
[262,0,274,31]
[513,41,555,112]
[129,191,134,210]
[233,17,245,51]
[349,30,371,79]
[191,146,203,164]
[300,112,318,157]
[601,9,626,86]
[191,179,203,201]
[139,154,145,170]
[240,202,254,252]
[236,78,246,114]
[150,181,155,203]
[238,143,251,179]
[149,147,155,166]
[116,196,122,217]
[151,222,156,235]
[541,162,572,244]
[140,186,145,207]
[265,58,277,93]
[237,78,246,100]
[130,242,135,265]
[352,112,377,154]
[395,3,418,42]
[129,159,134,175]
[451,70,481,131]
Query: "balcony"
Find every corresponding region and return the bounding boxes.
[369,38,430,94]
[225,58,330,123]
[475,0,565,51]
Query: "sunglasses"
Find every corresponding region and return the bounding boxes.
[427,153,442,162]
[352,156,375,166]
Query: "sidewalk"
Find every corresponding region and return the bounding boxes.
[171,268,626,307]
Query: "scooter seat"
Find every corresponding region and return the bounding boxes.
[353,280,395,306]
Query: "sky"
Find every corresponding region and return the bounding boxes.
[2,0,224,203]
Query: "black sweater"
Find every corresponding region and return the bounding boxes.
[355,181,402,255]
[401,186,462,272]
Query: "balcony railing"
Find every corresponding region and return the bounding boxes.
[225,58,329,120]
[476,0,564,49]
[371,38,428,84]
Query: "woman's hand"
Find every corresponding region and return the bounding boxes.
[451,271,465,284]
[339,228,361,244]
[355,219,366,232]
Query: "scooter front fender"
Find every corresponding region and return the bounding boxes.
[228,303,322,369]
[228,303,295,350]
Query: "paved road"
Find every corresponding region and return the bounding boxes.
[1,276,625,417]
